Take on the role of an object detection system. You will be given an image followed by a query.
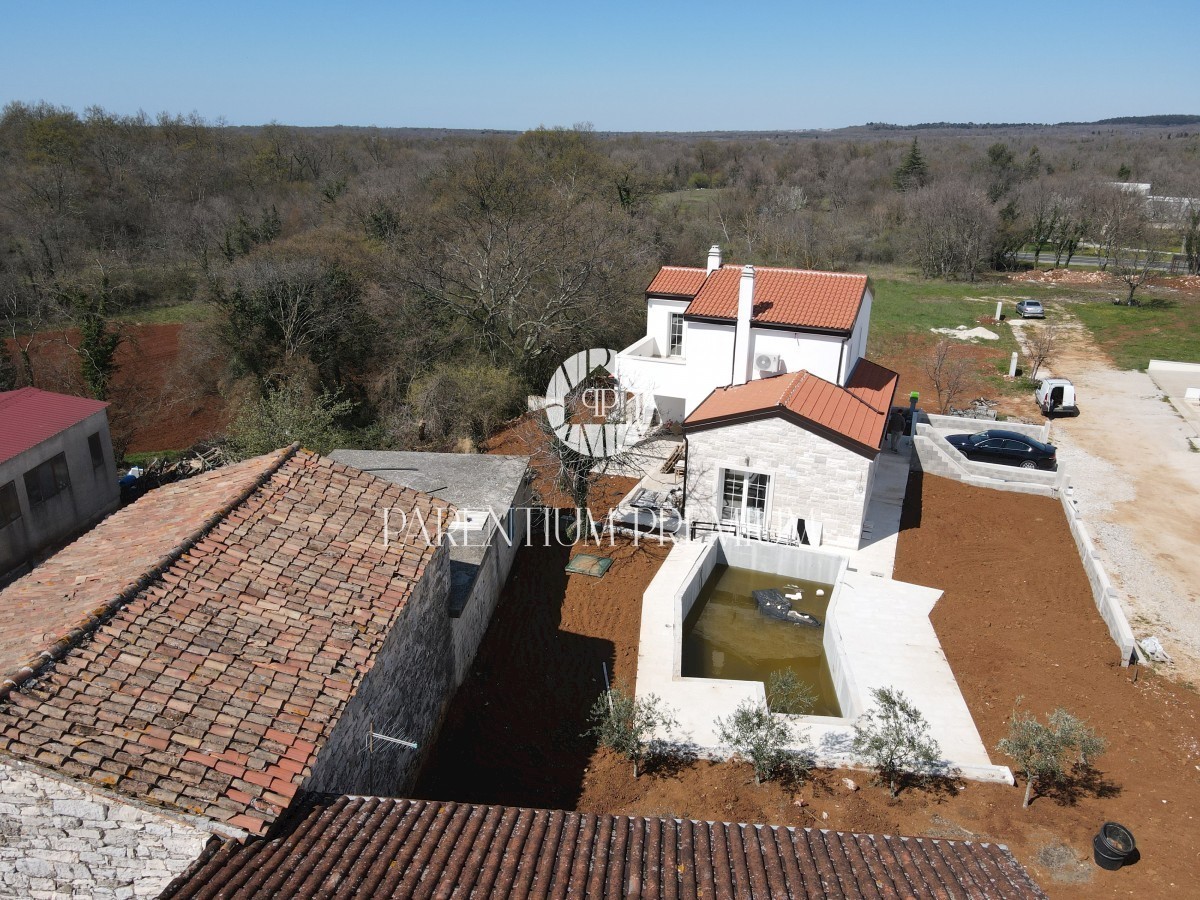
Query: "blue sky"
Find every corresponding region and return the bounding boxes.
[2,0,1195,131]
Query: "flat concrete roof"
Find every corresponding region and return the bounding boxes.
[330,451,530,613]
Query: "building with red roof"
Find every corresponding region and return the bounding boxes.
[616,246,874,427]
[0,387,119,581]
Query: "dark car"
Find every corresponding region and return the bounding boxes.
[1015,299,1045,319]
[945,429,1057,470]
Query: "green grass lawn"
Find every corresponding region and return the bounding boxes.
[1069,294,1200,370]
[114,300,217,326]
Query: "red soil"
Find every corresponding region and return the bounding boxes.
[5,323,226,454]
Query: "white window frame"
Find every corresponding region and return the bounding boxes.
[668,313,684,357]
[718,467,771,532]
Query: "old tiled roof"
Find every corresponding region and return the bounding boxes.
[0,448,451,836]
[0,387,109,465]
[646,265,708,297]
[683,265,868,333]
[161,796,1047,899]
[0,449,291,689]
[685,361,900,452]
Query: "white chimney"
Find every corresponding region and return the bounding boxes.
[706,244,722,274]
[732,265,754,386]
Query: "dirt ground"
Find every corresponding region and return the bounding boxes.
[5,323,225,454]
[416,475,1200,897]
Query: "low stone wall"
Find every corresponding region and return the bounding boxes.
[911,424,1062,497]
[1058,481,1138,665]
[0,758,226,899]
[923,413,1050,442]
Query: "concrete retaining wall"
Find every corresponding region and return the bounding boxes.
[1147,359,1200,374]
[0,758,224,899]
[923,413,1050,442]
[911,424,1062,498]
[1058,481,1138,665]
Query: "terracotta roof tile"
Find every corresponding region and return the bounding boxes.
[0,448,291,685]
[684,265,868,332]
[646,266,708,297]
[685,360,899,452]
[0,387,109,464]
[0,449,450,835]
[161,797,1048,899]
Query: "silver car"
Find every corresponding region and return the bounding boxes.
[1015,299,1044,319]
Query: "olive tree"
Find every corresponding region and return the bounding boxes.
[716,700,809,785]
[997,704,1106,808]
[587,682,677,779]
[851,686,943,798]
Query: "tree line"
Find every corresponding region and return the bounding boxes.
[1,101,1197,455]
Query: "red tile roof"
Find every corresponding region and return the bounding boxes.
[685,361,900,452]
[161,797,1047,899]
[0,449,291,686]
[0,447,451,836]
[0,387,109,465]
[686,265,868,332]
[645,265,708,297]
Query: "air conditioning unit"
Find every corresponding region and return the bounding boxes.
[754,352,781,373]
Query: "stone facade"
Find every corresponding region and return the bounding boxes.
[0,758,221,899]
[304,539,454,798]
[686,416,876,549]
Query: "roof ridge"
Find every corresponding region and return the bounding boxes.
[0,443,301,703]
[721,264,865,279]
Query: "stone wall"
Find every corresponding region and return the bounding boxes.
[686,417,874,549]
[0,758,221,899]
[304,539,454,798]
[911,424,1062,497]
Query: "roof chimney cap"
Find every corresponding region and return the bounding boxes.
[706,245,722,274]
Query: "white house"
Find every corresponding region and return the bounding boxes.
[615,246,874,426]
[682,363,899,550]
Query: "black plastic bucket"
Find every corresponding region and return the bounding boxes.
[1093,822,1136,871]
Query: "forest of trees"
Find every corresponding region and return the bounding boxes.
[1,101,1197,454]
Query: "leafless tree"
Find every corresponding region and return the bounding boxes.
[925,339,972,413]
[903,182,998,281]
[1025,323,1059,381]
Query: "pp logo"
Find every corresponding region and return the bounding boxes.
[544,348,638,459]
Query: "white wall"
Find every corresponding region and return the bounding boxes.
[750,329,844,384]
[687,416,875,549]
[645,297,690,356]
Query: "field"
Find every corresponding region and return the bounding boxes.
[415,473,1200,897]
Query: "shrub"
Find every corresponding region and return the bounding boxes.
[716,700,807,785]
[587,682,677,779]
[997,703,1106,808]
[851,686,942,797]
[767,668,818,716]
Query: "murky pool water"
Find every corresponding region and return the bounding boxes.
[681,564,841,716]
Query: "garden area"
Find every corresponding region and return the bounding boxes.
[414,472,1200,897]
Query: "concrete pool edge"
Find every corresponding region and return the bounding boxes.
[635,536,1014,786]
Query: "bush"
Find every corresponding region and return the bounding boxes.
[767,668,818,716]
[996,703,1106,808]
[716,700,808,785]
[851,686,942,797]
[587,682,677,779]
[226,377,355,459]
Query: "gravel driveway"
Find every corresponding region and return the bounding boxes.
[1011,315,1200,681]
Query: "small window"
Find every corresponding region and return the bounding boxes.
[88,432,105,469]
[0,482,19,528]
[668,313,684,357]
[23,453,72,505]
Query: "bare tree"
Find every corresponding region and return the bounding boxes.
[904,182,998,282]
[1025,323,1059,381]
[925,339,972,413]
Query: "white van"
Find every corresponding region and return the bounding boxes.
[1035,378,1079,416]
